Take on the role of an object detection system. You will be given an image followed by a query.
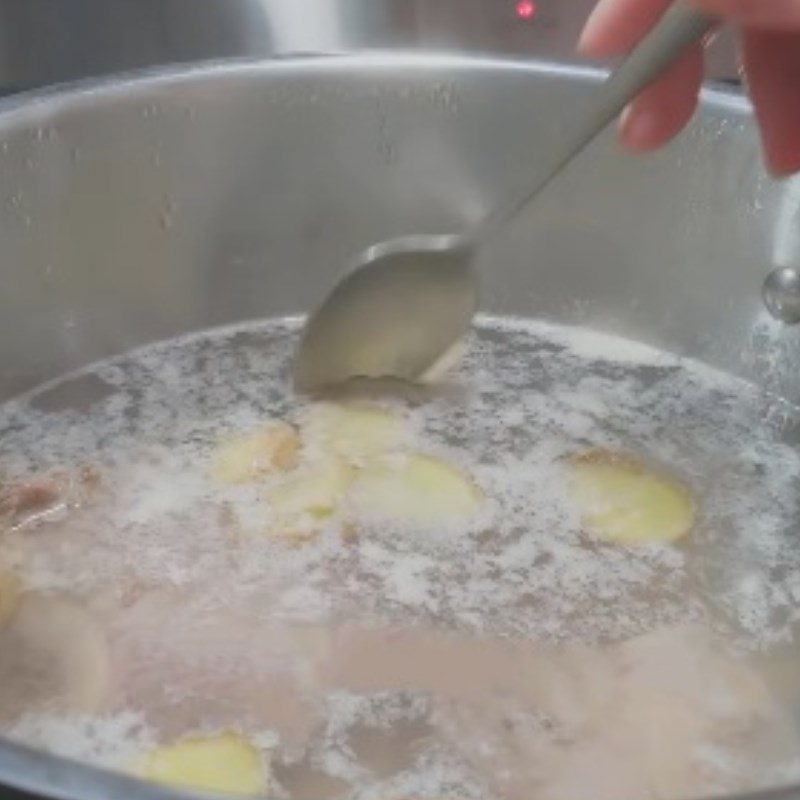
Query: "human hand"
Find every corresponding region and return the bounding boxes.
[578,0,800,175]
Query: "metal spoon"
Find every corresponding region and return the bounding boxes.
[294,3,714,392]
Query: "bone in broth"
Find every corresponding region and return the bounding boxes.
[1,316,799,800]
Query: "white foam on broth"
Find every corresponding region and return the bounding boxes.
[0,316,799,800]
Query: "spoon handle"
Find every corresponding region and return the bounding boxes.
[476,2,715,245]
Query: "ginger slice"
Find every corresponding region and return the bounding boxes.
[350,453,482,526]
[301,402,407,463]
[143,731,267,796]
[263,458,354,541]
[212,421,299,484]
[567,450,694,545]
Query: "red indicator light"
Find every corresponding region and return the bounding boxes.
[515,0,537,19]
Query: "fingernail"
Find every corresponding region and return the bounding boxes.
[577,0,610,54]
[618,104,633,134]
[576,24,596,54]
[620,107,661,149]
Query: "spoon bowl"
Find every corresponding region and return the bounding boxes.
[293,234,477,393]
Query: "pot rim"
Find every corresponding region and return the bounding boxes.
[0,51,748,126]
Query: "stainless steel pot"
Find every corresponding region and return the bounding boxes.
[0,55,799,800]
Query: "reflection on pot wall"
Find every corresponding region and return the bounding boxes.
[0,0,739,95]
[0,0,274,94]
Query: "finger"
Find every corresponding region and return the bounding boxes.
[619,43,704,149]
[741,29,800,175]
[579,0,675,56]
[690,0,800,29]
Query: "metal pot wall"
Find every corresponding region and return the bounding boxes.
[0,55,799,799]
